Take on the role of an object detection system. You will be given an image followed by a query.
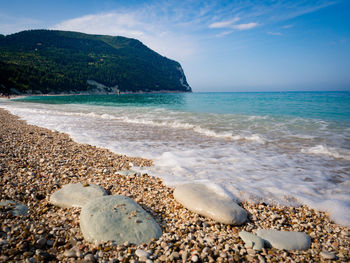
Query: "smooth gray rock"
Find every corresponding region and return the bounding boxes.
[239,231,265,250]
[50,183,107,208]
[80,195,162,244]
[173,184,247,225]
[115,170,139,176]
[256,229,311,250]
[0,200,28,216]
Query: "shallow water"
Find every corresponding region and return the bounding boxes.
[1,92,349,226]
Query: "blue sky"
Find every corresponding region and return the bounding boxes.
[1,0,350,92]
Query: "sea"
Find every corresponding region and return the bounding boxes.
[1,92,349,226]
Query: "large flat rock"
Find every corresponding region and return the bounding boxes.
[80,195,162,244]
[256,229,311,250]
[173,184,247,225]
[50,183,107,208]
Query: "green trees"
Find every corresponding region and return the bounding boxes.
[0,30,191,94]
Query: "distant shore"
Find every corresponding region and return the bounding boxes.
[0,90,191,99]
[0,108,349,262]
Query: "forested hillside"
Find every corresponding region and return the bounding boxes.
[0,30,191,94]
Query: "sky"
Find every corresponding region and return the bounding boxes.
[1,0,350,92]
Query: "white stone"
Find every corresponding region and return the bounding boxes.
[173,184,247,225]
[50,183,107,208]
[256,229,311,250]
[115,170,139,176]
[80,195,162,244]
[239,231,265,250]
[191,255,199,262]
[135,249,150,259]
[320,251,336,260]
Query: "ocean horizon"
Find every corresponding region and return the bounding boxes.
[1,91,349,226]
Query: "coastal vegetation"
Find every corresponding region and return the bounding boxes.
[0,30,191,95]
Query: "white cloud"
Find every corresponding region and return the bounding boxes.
[209,18,258,33]
[52,12,196,62]
[215,30,234,37]
[209,17,240,28]
[53,13,145,38]
[281,24,294,29]
[267,31,282,36]
[231,22,259,30]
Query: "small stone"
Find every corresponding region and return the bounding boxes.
[63,249,76,258]
[75,249,83,258]
[169,252,180,260]
[257,255,266,263]
[0,200,28,216]
[25,258,35,263]
[36,237,47,248]
[115,170,139,176]
[182,251,188,263]
[135,249,150,259]
[0,256,8,262]
[191,255,199,262]
[320,251,336,260]
[239,231,265,251]
[84,253,96,262]
[46,239,54,246]
[256,229,311,250]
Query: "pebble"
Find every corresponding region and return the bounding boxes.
[319,250,336,260]
[84,253,96,262]
[63,249,76,258]
[36,237,47,248]
[135,249,150,259]
[191,254,199,262]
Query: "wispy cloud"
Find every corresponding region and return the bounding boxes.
[209,18,240,28]
[281,24,294,29]
[215,30,234,37]
[50,1,336,58]
[232,22,259,30]
[267,31,283,36]
[53,11,196,62]
[209,18,258,31]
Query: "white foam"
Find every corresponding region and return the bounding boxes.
[301,145,350,160]
[119,116,266,143]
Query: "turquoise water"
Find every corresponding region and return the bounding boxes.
[1,91,350,226]
[16,92,350,121]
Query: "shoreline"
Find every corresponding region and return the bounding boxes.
[0,90,192,99]
[0,108,349,262]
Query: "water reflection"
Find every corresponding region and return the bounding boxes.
[14,93,188,108]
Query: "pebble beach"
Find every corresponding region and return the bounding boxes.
[0,108,349,262]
